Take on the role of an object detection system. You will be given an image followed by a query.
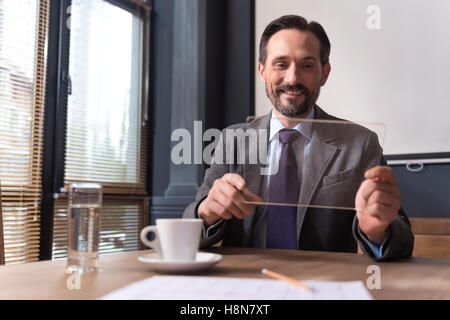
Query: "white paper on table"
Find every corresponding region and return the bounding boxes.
[100,276,373,300]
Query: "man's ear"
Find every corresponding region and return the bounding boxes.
[320,62,331,86]
[257,61,266,83]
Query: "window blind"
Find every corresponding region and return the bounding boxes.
[0,0,49,264]
[0,191,4,265]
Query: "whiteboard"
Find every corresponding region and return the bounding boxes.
[255,0,450,156]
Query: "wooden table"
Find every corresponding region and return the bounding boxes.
[1,247,449,300]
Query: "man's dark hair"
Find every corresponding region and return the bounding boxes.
[259,15,331,67]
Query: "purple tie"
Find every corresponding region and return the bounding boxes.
[266,129,300,249]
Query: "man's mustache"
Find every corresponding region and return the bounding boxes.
[274,83,310,97]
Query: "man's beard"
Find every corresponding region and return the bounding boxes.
[266,82,320,118]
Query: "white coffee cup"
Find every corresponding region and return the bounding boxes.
[140,218,203,262]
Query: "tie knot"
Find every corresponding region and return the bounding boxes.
[278,129,299,145]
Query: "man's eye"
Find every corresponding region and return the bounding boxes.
[274,63,286,69]
[302,64,313,69]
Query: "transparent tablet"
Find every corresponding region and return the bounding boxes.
[241,115,387,212]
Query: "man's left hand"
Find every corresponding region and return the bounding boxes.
[355,166,401,245]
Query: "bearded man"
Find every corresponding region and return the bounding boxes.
[183,15,414,261]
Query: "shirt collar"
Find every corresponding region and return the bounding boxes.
[269,107,315,142]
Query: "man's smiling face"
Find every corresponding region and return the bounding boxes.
[258,28,331,118]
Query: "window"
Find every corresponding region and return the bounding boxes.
[0,0,49,264]
[65,0,145,189]
[0,0,150,265]
[51,0,150,259]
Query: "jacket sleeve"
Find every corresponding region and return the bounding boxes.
[183,130,230,248]
[352,131,415,261]
[353,207,414,261]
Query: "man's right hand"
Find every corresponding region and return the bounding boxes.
[198,173,262,227]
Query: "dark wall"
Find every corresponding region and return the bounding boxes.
[223,0,255,126]
[149,0,173,197]
[203,0,225,133]
[149,0,255,222]
[203,0,255,132]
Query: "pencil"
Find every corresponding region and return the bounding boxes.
[261,268,313,292]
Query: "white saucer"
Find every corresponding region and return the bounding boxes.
[138,252,222,273]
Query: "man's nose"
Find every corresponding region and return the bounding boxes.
[284,65,300,85]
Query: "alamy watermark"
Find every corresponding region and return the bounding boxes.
[66,5,71,30]
[366,265,381,290]
[366,5,381,30]
[170,121,278,175]
[66,266,82,290]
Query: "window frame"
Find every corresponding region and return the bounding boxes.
[40,0,152,260]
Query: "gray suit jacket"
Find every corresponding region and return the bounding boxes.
[183,105,414,261]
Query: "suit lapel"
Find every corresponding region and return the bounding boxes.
[296,106,338,245]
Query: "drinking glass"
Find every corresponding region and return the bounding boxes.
[67,183,102,273]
